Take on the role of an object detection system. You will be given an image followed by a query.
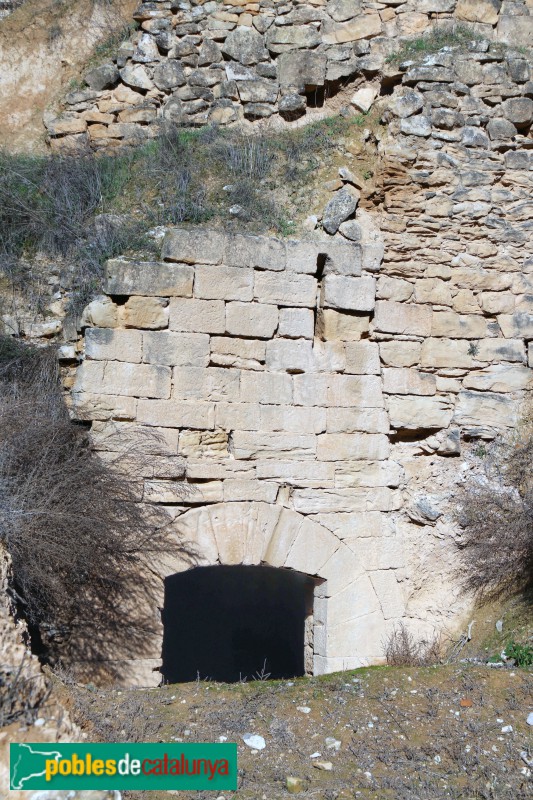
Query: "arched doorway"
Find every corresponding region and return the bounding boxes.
[161,565,316,683]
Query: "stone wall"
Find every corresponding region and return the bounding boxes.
[46,0,533,149]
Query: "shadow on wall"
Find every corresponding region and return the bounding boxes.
[161,565,316,684]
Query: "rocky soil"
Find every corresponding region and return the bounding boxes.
[64,662,533,799]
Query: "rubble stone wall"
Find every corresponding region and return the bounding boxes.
[47,0,533,149]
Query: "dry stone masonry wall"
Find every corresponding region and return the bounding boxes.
[46,0,533,149]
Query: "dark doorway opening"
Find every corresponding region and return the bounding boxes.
[161,565,315,684]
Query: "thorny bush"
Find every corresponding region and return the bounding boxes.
[0,336,191,673]
[457,414,533,601]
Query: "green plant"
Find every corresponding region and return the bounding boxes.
[386,24,482,65]
[504,640,533,667]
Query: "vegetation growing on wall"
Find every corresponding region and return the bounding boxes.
[0,335,189,671]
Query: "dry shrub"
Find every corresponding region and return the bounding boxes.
[0,336,191,672]
[384,623,441,667]
[0,653,50,728]
[457,417,533,601]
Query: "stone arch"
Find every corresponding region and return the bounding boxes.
[136,502,386,686]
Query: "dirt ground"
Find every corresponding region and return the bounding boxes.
[60,663,533,800]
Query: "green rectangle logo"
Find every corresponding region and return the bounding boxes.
[10,742,237,791]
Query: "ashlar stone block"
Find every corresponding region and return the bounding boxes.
[317,433,390,461]
[344,341,380,374]
[259,404,326,434]
[254,271,317,307]
[319,309,370,341]
[105,259,194,297]
[379,341,421,368]
[226,302,278,338]
[322,275,375,312]
[266,338,314,372]
[226,234,286,270]
[373,301,432,336]
[278,308,314,339]
[334,461,403,489]
[162,228,226,265]
[123,297,169,329]
[173,366,241,402]
[137,398,216,429]
[383,368,436,396]
[387,395,454,430]
[74,360,171,399]
[293,374,328,406]
[326,375,384,408]
[240,370,293,404]
[169,298,225,334]
[432,312,488,339]
[326,407,389,434]
[231,431,317,460]
[143,331,210,367]
[453,390,518,428]
[194,264,254,301]
[85,328,142,363]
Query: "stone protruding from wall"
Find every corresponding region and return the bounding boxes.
[46,0,533,150]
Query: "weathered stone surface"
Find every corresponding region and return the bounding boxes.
[255,272,317,307]
[74,361,171,399]
[278,51,326,87]
[137,399,215,429]
[81,296,119,328]
[317,433,389,462]
[226,302,278,338]
[373,301,432,336]
[162,228,226,265]
[463,364,532,392]
[266,339,314,372]
[497,14,533,48]
[222,26,268,64]
[351,86,378,113]
[240,371,293,404]
[279,308,314,339]
[322,189,358,234]
[123,296,169,329]
[388,90,425,118]
[420,339,474,369]
[169,298,225,334]
[455,0,501,24]
[498,311,533,339]
[327,375,383,408]
[267,25,321,53]
[84,63,120,91]
[85,328,142,362]
[319,309,370,341]
[120,64,154,91]
[388,396,454,430]
[453,390,517,428]
[379,341,421,368]
[327,0,362,23]
[431,312,488,339]
[322,14,381,43]
[326,407,389,434]
[322,276,375,312]
[194,264,254,301]
[227,234,286,271]
[383,368,436,396]
[153,61,186,90]
[502,97,533,126]
[143,331,210,367]
[105,259,193,297]
[344,341,380,374]
[400,115,432,137]
[232,431,316,459]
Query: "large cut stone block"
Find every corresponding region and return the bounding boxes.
[293,374,328,406]
[123,297,169,329]
[344,342,380,374]
[369,571,405,619]
[317,433,390,461]
[231,431,317,459]
[432,312,489,339]
[222,480,278,503]
[379,341,421,367]
[72,392,137,422]
[322,275,375,312]
[326,375,384,408]
[322,14,382,44]
[476,338,526,363]
[319,310,370,341]
[143,331,210,367]
[387,396,454,430]
[326,407,389,434]
[173,366,241,402]
[462,365,532,392]
[161,228,226,264]
[453,390,518,428]
[105,259,194,297]
[292,487,400,513]
[278,308,314,339]
[373,301,432,336]
[254,271,317,307]
[383,368,436,396]
[210,337,266,369]
[420,338,474,369]
[169,298,225,334]
[85,328,142,363]
[226,234,286,270]
[266,339,314,372]
[260,404,326,434]
[455,0,501,25]
[335,461,403,489]
[255,460,334,487]
[137,399,216,429]
[215,402,261,431]
[284,518,339,576]
[194,264,254,301]
[74,360,171,399]
[226,302,278,338]
[498,311,533,339]
[240,371,293,404]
